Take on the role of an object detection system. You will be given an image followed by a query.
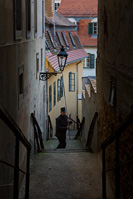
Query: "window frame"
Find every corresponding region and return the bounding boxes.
[45,38,50,52]
[57,79,61,101]
[69,32,76,48]
[60,76,63,98]
[88,22,98,35]
[48,31,57,51]
[69,72,75,92]
[15,0,22,40]
[62,32,69,49]
[36,53,39,79]
[49,85,52,112]
[56,32,64,47]
[26,0,31,39]
[83,54,95,68]
[34,0,37,37]
[53,81,56,106]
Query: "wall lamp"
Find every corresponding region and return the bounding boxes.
[40,46,68,81]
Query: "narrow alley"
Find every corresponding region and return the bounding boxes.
[29,132,113,199]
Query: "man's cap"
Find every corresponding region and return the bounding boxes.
[61,107,66,112]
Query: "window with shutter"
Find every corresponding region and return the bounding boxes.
[53,82,56,106]
[57,79,61,101]
[49,85,52,111]
[90,54,95,68]
[60,76,63,98]
[88,23,93,35]
[69,72,75,92]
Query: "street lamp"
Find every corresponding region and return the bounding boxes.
[57,46,68,72]
[40,46,68,81]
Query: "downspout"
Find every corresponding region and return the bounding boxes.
[76,61,82,128]
[53,0,56,41]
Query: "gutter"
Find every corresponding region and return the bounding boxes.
[76,60,82,125]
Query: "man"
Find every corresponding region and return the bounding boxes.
[56,107,72,148]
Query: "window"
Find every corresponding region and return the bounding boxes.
[15,0,22,39]
[62,32,69,49]
[53,82,56,106]
[69,32,76,48]
[55,3,60,11]
[42,0,45,35]
[41,48,43,71]
[18,65,24,108]
[48,31,56,51]
[56,32,64,47]
[57,79,61,101]
[26,0,31,35]
[45,38,50,52]
[16,0,22,30]
[60,76,63,98]
[36,53,39,79]
[34,0,37,36]
[69,72,75,92]
[83,54,95,68]
[88,23,98,35]
[49,85,52,112]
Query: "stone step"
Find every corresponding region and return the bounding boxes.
[41,148,90,153]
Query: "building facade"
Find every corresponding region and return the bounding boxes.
[58,0,98,85]
[45,9,87,135]
[0,0,46,197]
[97,0,133,197]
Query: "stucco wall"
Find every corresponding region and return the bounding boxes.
[48,61,84,135]
[97,0,133,197]
[0,0,46,197]
[83,47,97,77]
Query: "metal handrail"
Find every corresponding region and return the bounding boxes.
[0,105,31,199]
[101,110,133,199]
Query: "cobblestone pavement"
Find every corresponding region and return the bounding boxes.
[29,133,113,199]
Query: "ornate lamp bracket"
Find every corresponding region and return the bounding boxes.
[39,72,61,81]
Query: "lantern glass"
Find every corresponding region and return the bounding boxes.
[57,46,68,72]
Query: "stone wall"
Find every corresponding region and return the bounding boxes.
[82,79,100,152]
[97,0,133,197]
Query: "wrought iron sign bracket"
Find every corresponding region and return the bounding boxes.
[39,72,61,81]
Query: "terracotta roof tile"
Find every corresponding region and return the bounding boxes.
[55,12,77,27]
[45,30,88,70]
[78,19,97,46]
[58,0,98,17]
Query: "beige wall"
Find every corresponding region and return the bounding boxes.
[48,60,84,135]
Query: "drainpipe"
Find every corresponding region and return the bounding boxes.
[53,0,56,41]
[76,61,82,128]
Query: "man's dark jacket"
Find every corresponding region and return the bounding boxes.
[55,115,68,138]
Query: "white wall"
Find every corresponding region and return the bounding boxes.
[83,47,97,77]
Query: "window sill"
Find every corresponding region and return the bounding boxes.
[83,67,95,69]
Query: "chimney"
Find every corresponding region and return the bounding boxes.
[45,0,54,22]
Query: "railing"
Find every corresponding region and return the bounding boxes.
[0,105,31,199]
[74,117,85,139]
[31,113,44,152]
[48,115,53,139]
[101,110,133,199]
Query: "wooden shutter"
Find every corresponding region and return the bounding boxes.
[88,23,93,35]
[90,54,95,68]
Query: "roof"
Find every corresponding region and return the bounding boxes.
[45,17,54,25]
[89,79,97,93]
[45,30,88,71]
[58,0,98,17]
[55,12,77,27]
[78,19,97,47]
